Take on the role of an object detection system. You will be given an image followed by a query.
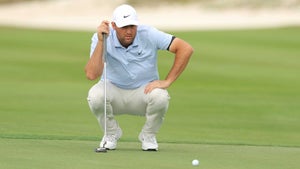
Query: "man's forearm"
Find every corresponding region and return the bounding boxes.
[165,41,193,86]
[85,41,104,80]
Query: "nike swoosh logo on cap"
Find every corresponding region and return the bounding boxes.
[123,15,130,18]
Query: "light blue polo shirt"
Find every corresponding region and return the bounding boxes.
[90,25,173,89]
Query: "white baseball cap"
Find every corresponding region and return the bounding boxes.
[112,4,139,28]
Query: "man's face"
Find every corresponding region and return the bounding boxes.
[112,22,137,48]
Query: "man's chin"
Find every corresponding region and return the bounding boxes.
[124,40,133,46]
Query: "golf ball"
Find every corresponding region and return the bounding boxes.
[192,159,199,166]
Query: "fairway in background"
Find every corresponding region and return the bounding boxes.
[0,26,299,169]
[158,27,300,147]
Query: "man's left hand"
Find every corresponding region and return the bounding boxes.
[144,80,171,94]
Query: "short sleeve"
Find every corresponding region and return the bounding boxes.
[148,26,173,50]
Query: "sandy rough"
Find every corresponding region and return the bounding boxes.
[0,0,300,31]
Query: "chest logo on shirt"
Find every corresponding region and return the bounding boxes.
[123,15,130,18]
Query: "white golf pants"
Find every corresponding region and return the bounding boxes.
[87,81,170,136]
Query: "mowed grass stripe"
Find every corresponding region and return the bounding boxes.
[1,135,299,149]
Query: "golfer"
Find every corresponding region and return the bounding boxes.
[85,4,193,151]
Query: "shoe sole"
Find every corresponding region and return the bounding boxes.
[143,148,158,151]
[95,147,107,153]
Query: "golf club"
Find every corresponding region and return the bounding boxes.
[95,33,108,153]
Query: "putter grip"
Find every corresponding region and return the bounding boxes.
[102,33,107,63]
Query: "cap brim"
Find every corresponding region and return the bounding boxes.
[116,20,139,28]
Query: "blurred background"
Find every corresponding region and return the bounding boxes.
[0,0,300,31]
[1,1,300,169]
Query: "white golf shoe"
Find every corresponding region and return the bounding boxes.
[139,133,158,151]
[99,128,122,150]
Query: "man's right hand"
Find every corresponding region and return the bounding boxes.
[97,20,110,41]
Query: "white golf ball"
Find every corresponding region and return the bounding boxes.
[192,159,199,166]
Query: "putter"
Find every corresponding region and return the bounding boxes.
[95,33,108,153]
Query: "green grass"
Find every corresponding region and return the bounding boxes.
[1,139,299,169]
[0,26,300,169]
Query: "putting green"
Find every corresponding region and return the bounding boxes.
[1,139,299,169]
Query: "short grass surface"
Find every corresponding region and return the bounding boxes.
[0,26,300,169]
[1,139,299,169]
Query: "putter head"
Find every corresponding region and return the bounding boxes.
[95,147,107,153]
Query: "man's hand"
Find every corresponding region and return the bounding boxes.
[144,38,193,94]
[144,80,171,94]
[97,20,110,41]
